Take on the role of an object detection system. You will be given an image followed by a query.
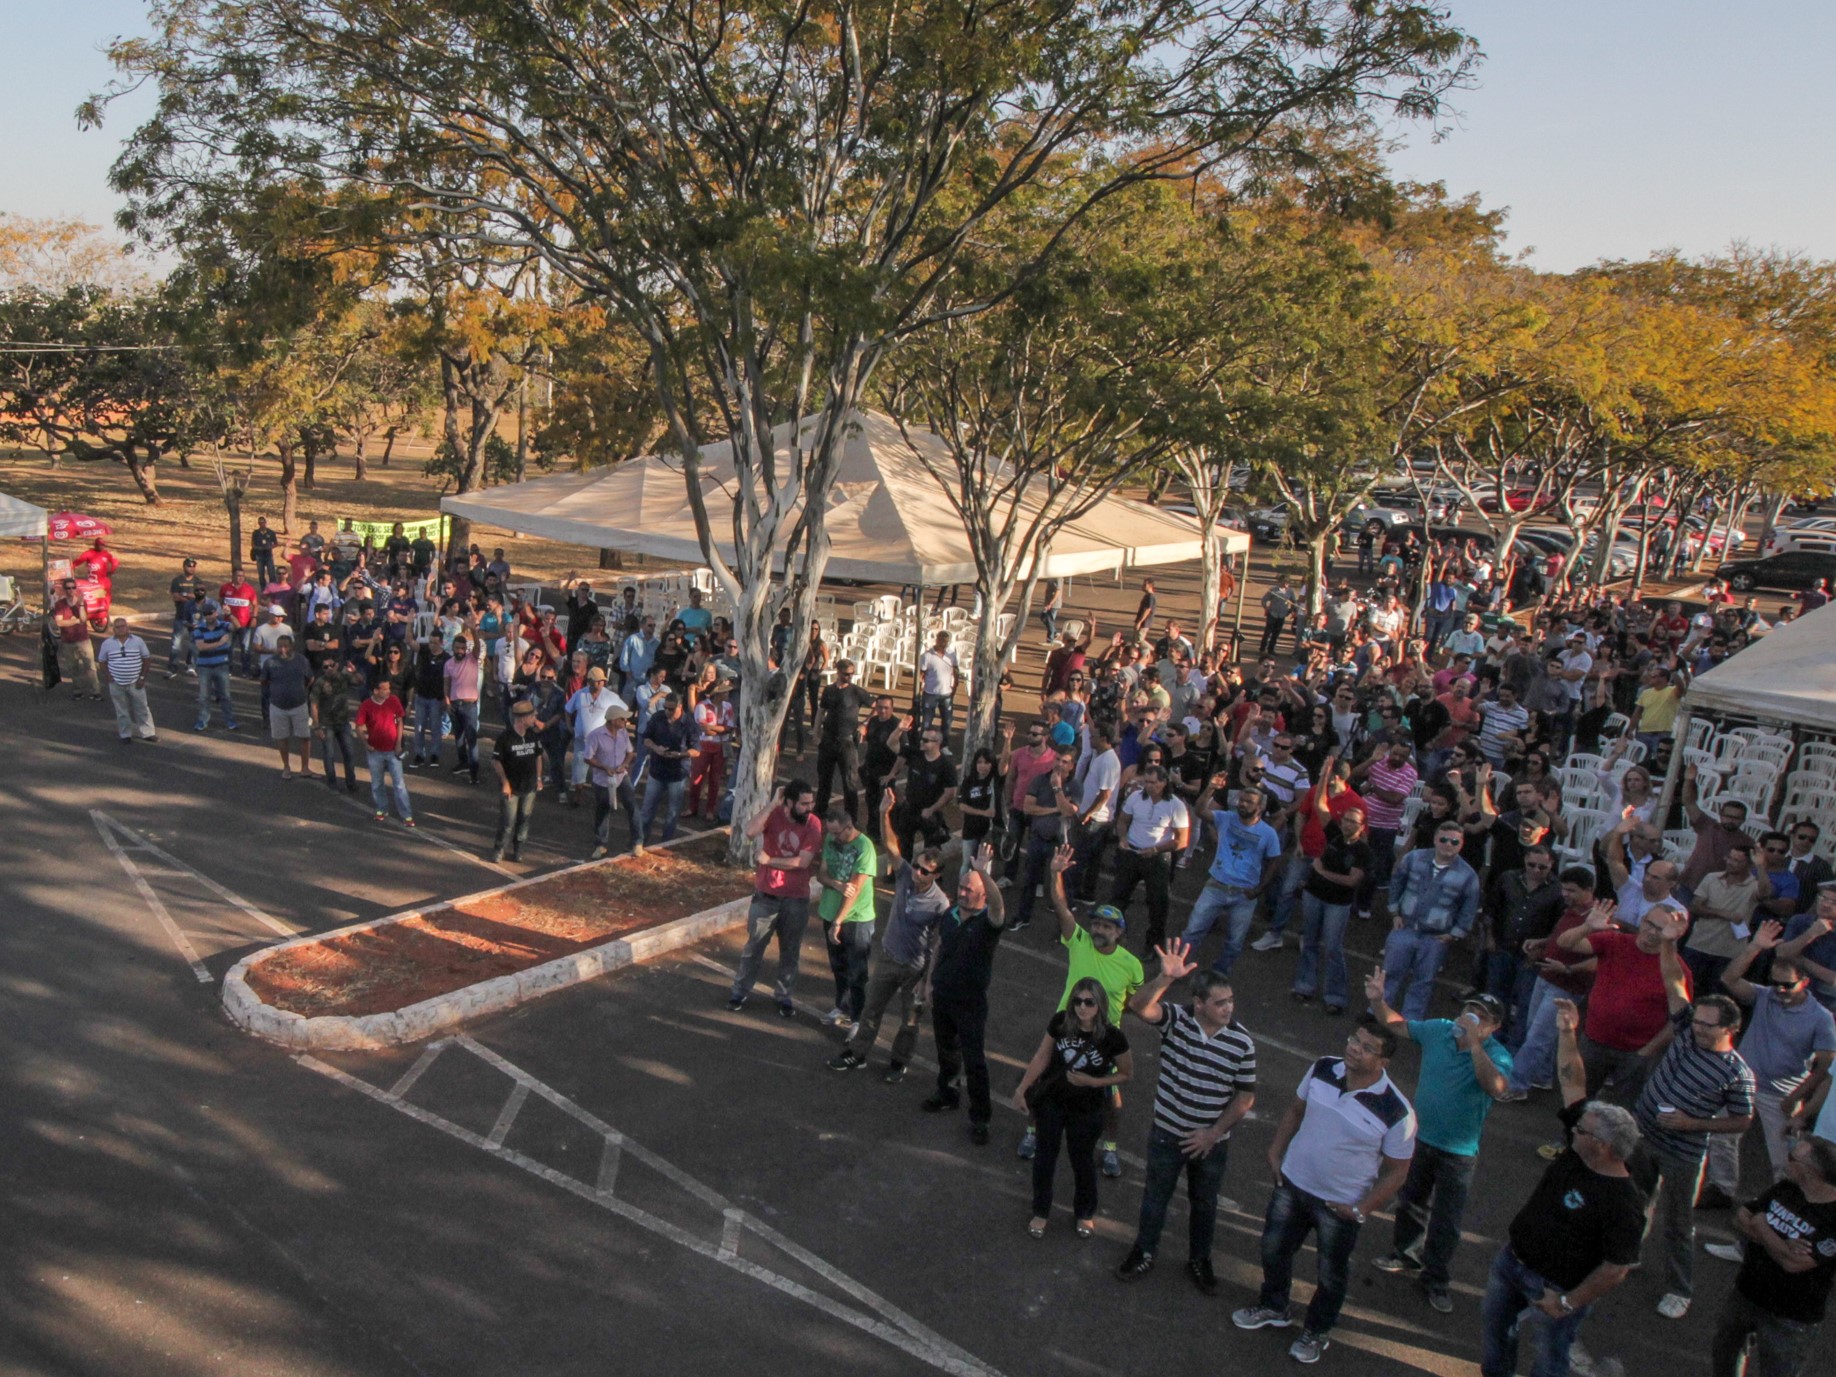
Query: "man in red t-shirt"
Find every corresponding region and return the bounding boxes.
[1260,758,1363,948]
[219,565,259,675]
[356,677,414,826]
[1557,897,1691,1100]
[728,780,824,1014]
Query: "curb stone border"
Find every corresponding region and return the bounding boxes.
[223,828,748,1051]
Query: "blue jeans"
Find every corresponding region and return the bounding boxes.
[1292,893,1352,1007]
[412,695,443,763]
[195,664,236,728]
[1383,927,1452,1020]
[1480,1244,1591,1377]
[1039,607,1058,642]
[1361,826,1398,910]
[1390,1142,1477,1287]
[1484,949,1537,1051]
[1258,1181,1361,1335]
[367,750,411,819]
[316,722,358,787]
[827,921,873,1021]
[449,699,480,777]
[1181,881,1259,976]
[731,894,811,1006]
[1010,834,1060,926]
[1507,977,1564,1093]
[920,691,953,744]
[1134,1127,1231,1262]
[235,625,256,675]
[1268,849,1312,936]
[638,776,687,844]
[168,612,193,670]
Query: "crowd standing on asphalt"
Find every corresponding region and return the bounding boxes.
[39,514,1836,1374]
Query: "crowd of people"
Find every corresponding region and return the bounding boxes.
[713,549,1836,1374]
[40,512,1836,1375]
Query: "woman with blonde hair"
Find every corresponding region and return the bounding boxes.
[1013,976,1133,1239]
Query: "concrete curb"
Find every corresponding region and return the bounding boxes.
[222,829,748,1051]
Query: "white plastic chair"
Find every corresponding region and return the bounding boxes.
[874,594,902,622]
[1554,766,1596,798]
[1565,808,1610,857]
[1664,827,1697,858]
[1061,618,1087,643]
[1601,712,1631,740]
[1685,717,1716,753]
[1622,738,1649,764]
[995,612,1018,645]
[1565,753,1607,775]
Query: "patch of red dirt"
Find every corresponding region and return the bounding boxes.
[245,834,752,1018]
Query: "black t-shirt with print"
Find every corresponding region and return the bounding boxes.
[1304,824,1372,907]
[904,753,959,815]
[1039,1010,1130,1115]
[1507,1101,1651,1291]
[495,729,544,791]
[1736,1179,1836,1323]
[960,770,1002,840]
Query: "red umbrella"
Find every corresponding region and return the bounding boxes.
[46,512,114,541]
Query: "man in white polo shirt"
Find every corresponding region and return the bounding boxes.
[1109,767,1190,954]
[1234,1016,1416,1365]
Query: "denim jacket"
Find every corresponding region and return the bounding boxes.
[1389,850,1481,939]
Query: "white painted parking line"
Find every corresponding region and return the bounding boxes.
[484,1082,530,1149]
[298,1042,1008,1377]
[92,809,300,938]
[93,811,211,983]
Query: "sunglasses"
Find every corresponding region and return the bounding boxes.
[915,866,940,878]
[1070,997,1099,1008]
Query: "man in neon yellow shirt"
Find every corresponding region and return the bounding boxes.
[1015,846,1145,1175]
[815,806,878,1034]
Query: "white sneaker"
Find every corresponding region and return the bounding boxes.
[1704,1242,1744,1263]
[821,1006,845,1026]
[1250,932,1285,953]
[1656,1292,1691,1320]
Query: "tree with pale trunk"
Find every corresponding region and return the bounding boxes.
[95,0,1475,864]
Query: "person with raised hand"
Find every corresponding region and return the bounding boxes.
[1115,940,1257,1298]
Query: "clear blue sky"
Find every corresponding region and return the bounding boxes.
[4,1,1833,272]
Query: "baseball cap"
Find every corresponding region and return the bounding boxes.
[1461,993,1507,1022]
[1049,722,1077,748]
[1087,904,1127,932]
[268,604,287,617]
[511,700,536,716]
[587,666,607,681]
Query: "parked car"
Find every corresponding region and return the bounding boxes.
[1762,528,1836,558]
[1346,498,1419,535]
[1716,550,1836,592]
[1477,487,1558,514]
[1223,504,1292,543]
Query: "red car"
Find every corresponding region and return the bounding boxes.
[1477,487,1557,514]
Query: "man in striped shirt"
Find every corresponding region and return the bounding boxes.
[97,617,157,743]
[1351,739,1419,918]
[1473,683,1530,769]
[1636,929,1756,1321]
[1116,939,1258,1296]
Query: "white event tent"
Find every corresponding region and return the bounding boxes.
[1682,600,1836,734]
[441,409,1245,587]
[0,490,48,539]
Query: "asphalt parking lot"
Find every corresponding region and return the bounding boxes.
[2,608,1827,1377]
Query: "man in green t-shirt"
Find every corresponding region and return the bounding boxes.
[1015,845,1147,1174]
[815,806,879,1032]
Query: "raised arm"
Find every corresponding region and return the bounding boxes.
[1721,920,1783,1004]
[1655,908,1693,1016]
[1557,898,1618,956]
[1552,998,1587,1108]
[1127,939,1195,1024]
[1047,844,1078,943]
[1362,967,1407,1033]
